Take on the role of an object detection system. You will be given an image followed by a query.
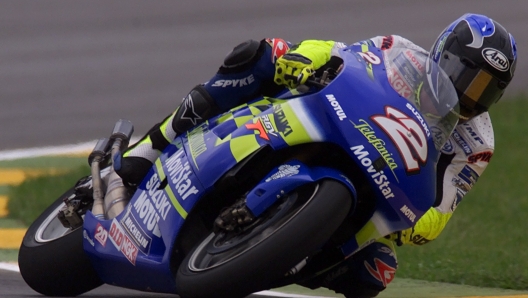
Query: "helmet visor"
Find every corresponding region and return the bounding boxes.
[440,51,507,118]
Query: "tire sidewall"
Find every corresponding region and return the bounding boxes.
[18,187,103,296]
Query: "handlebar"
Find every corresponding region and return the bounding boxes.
[300,64,343,90]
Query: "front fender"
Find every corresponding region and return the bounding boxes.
[245,160,357,217]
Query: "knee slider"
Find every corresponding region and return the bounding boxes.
[222,39,261,70]
[172,85,220,134]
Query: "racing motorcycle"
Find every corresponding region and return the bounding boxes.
[18,44,460,297]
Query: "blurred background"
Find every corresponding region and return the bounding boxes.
[1,0,525,150]
[1,0,528,293]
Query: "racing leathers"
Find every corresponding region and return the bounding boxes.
[117,36,493,298]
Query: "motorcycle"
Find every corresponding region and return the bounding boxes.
[18,44,460,297]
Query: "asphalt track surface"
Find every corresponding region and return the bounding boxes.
[1,264,317,298]
[1,1,527,297]
[2,0,527,152]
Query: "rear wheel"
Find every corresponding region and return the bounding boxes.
[176,179,352,298]
[18,187,103,296]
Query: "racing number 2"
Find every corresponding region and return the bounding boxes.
[358,51,381,65]
[371,107,428,173]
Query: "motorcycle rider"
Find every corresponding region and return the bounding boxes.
[115,13,516,298]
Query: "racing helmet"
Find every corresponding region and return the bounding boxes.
[430,13,517,120]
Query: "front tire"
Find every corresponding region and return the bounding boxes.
[18,187,103,296]
[176,179,352,298]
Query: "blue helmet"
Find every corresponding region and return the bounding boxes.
[430,13,517,120]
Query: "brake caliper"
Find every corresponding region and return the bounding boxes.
[214,198,255,232]
[58,176,94,230]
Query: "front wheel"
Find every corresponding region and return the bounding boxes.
[176,179,353,298]
[18,187,103,297]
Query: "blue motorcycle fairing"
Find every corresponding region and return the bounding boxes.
[81,44,459,294]
[245,160,357,217]
[318,46,438,218]
[82,145,207,293]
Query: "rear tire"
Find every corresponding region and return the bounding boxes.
[18,187,103,297]
[176,179,352,298]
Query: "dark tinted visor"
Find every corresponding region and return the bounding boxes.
[440,51,507,118]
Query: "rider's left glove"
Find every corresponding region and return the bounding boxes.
[385,228,413,246]
[274,53,315,89]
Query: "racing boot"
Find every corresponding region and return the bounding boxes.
[115,85,220,185]
[298,238,398,298]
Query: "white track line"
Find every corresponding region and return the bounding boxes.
[0,141,98,161]
[0,138,141,161]
[0,263,327,297]
[0,262,19,272]
[256,291,333,297]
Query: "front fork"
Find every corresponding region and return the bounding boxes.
[213,160,357,238]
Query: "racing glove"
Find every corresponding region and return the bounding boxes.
[385,207,453,246]
[385,229,412,246]
[274,53,315,88]
[274,40,339,88]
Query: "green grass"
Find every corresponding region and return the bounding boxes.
[3,96,528,290]
[0,185,9,194]
[0,218,26,228]
[0,155,87,169]
[0,249,19,262]
[6,165,90,226]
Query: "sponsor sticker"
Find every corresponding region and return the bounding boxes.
[399,204,416,222]
[245,119,271,141]
[188,123,209,169]
[410,234,430,245]
[380,35,394,50]
[121,209,153,255]
[132,175,170,238]
[452,130,472,155]
[441,139,454,154]
[482,48,509,72]
[351,119,398,177]
[387,69,412,98]
[463,124,484,145]
[165,150,200,201]
[432,32,449,61]
[180,94,202,126]
[211,74,255,88]
[468,151,493,164]
[351,145,395,199]
[392,51,421,88]
[458,165,479,187]
[94,223,108,247]
[326,94,347,121]
[364,258,396,287]
[406,103,430,137]
[265,164,300,182]
[272,105,293,136]
[109,219,139,265]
